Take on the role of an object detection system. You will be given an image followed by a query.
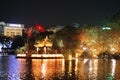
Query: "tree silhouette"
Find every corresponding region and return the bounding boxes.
[11,36,25,49]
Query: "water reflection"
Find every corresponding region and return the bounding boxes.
[111,59,116,76]
[0,55,120,79]
[18,58,64,80]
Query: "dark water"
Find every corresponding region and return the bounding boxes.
[0,55,120,80]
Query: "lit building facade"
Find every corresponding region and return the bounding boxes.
[0,22,6,35]
[0,21,24,37]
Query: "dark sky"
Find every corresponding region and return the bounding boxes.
[0,0,120,27]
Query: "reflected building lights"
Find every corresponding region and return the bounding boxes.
[2,56,120,79]
[89,60,92,72]
[111,59,116,76]
[93,59,98,78]
[68,60,72,73]
[41,63,46,78]
[62,59,65,71]
[75,58,78,72]
[84,59,89,64]
[31,59,64,79]
[88,59,98,79]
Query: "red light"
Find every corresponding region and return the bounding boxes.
[35,24,45,32]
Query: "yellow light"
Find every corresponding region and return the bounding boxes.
[83,47,87,50]
[17,54,26,57]
[111,48,115,51]
[16,54,64,58]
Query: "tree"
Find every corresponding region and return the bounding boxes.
[104,10,120,53]
[11,36,25,49]
[111,10,120,25]
[54,25,79,57]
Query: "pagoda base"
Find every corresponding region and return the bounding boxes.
[16,54,64,59]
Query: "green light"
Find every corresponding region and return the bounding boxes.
[102,27,111,30]
[73,23,80,28]
[102,27,106,30]
[106,74,113,80]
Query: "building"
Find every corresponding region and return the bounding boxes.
[0,21,6,35]
[0,21,24,37]
[46,25,64,33]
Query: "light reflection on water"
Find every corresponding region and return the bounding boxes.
[0,55,120,80]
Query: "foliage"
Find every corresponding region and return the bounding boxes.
[55,25,79,49]
[0,36,12,44]
[11,36,25,49]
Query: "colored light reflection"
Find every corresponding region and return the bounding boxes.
[111,59,116,76]
[1,56,120,79]
[31,59,64,79]
[88,59,98,78]
[41,63,46,78]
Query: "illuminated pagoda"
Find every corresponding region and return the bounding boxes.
[34,36,53,54]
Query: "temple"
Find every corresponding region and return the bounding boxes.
[16,36,64,59]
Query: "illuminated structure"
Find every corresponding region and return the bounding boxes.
[34,36,52,54]
[46,25,64,33]
[0,21,6,35]
[16,36,64,59]
[0,21,24,37]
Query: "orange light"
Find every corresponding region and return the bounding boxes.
[16,54,64,58]
[31,54,64,58]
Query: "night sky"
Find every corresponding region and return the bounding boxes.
[0,0,120,27]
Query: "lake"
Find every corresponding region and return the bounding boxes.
[0,55,120,80]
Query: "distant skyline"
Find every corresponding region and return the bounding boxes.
[0,0,120,27]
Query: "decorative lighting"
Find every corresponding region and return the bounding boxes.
[9,24,21,27]
[16,54,64,58]
[102,27,111,30]
[83,47,87,51]
[111,47,115,51]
